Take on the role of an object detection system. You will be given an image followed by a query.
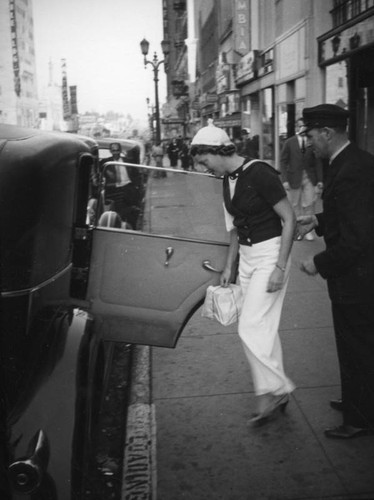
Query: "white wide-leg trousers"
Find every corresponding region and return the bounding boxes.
[238,237,295,396]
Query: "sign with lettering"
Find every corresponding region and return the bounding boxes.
[216,63,230,94]
[61,60,71,120]
[319,13,374,65]
[70,86,78,115]
[9,0,21,97]
[234,0,250,55]
[123,404,154,499]
[236,51,258,85]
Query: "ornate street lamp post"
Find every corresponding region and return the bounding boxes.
[140,38,170,144]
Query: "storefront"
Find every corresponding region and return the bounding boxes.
[275,22,308,159]
[214,111,242,141]
[237,48,278,165]
[318,9,374,155]
[236,51,271,162]
[214,61,242,139]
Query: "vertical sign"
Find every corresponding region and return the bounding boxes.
[9,0,21,96]
[234,0,250,56]
[61,59,71,120]
[70,86,78,115]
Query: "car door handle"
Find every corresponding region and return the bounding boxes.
[164,246,174,266]
[202,260,222,273]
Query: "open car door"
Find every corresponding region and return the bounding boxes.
[85,164,229,347]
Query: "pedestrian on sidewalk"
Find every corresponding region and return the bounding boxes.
[239,128,259,159]
[179,138,191,171]
[297,104,374,439]
[151,142,166,178]
[280,117,324,241]
[190,123,296,426]
[167,138,179,168]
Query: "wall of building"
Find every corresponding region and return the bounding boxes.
[0,0,39,127]
[163,0,374,159]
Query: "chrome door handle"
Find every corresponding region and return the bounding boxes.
[202,260,222,273]
[165,246,174,266]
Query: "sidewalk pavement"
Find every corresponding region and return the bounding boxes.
[123,170,374,500]
[152,237,374,500]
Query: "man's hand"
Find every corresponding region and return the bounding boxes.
[300,257,318,276]
[283,181,290,191]
[315,182,323,197]
[295,215,317,240]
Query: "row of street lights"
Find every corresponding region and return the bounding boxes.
[140,38,170,144]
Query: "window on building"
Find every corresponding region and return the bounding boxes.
[331,0,374,28]
[326,61,348,108]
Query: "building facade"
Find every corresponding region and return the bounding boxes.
[162,0,374,165]
[317,0,374,155]
[0,0,39,127]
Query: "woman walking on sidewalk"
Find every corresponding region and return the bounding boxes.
[190,123,296,426]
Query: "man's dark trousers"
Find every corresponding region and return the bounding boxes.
[332,303,374,429]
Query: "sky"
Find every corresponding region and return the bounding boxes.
[32,0,167,123]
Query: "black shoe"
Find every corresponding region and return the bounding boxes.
[324,424,373,439]
[330,399,343,411]
[249,394,289,427]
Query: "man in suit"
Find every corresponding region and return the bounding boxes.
[297,104,374,439]
[239,128,259,159]
[280,118,323,240]
[101,142,142,228]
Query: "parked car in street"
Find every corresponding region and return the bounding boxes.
[0,124,228,498]
[90,138,148,230]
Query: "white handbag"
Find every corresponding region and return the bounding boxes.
[201,284,243,326]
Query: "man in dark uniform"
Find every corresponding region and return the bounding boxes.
[297,104,374,439]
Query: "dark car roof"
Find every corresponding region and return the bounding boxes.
[0,124,95,292]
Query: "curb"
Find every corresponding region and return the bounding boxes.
[121,346,156,500]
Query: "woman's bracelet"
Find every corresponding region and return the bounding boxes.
[275,264,286,272]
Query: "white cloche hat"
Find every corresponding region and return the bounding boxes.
[191,120,233,147]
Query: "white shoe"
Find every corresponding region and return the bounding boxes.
[305,232,314,241]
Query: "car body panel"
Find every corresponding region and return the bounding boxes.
[86,228,228,347]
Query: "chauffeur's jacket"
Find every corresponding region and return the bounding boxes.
[314,143,374,303]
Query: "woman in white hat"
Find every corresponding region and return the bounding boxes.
[190,123,296,426]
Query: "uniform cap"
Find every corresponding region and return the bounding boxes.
[191,123,233,146]
[302,104,349,132]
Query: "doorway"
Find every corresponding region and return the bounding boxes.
[349,47,374,155]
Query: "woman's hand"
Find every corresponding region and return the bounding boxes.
[267,267,285,293]
[220,228,239,287]
[220,267,232,287]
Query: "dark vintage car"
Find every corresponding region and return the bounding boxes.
[0,125,228,498]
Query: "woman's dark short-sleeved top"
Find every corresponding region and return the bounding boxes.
[223,160,287,246]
